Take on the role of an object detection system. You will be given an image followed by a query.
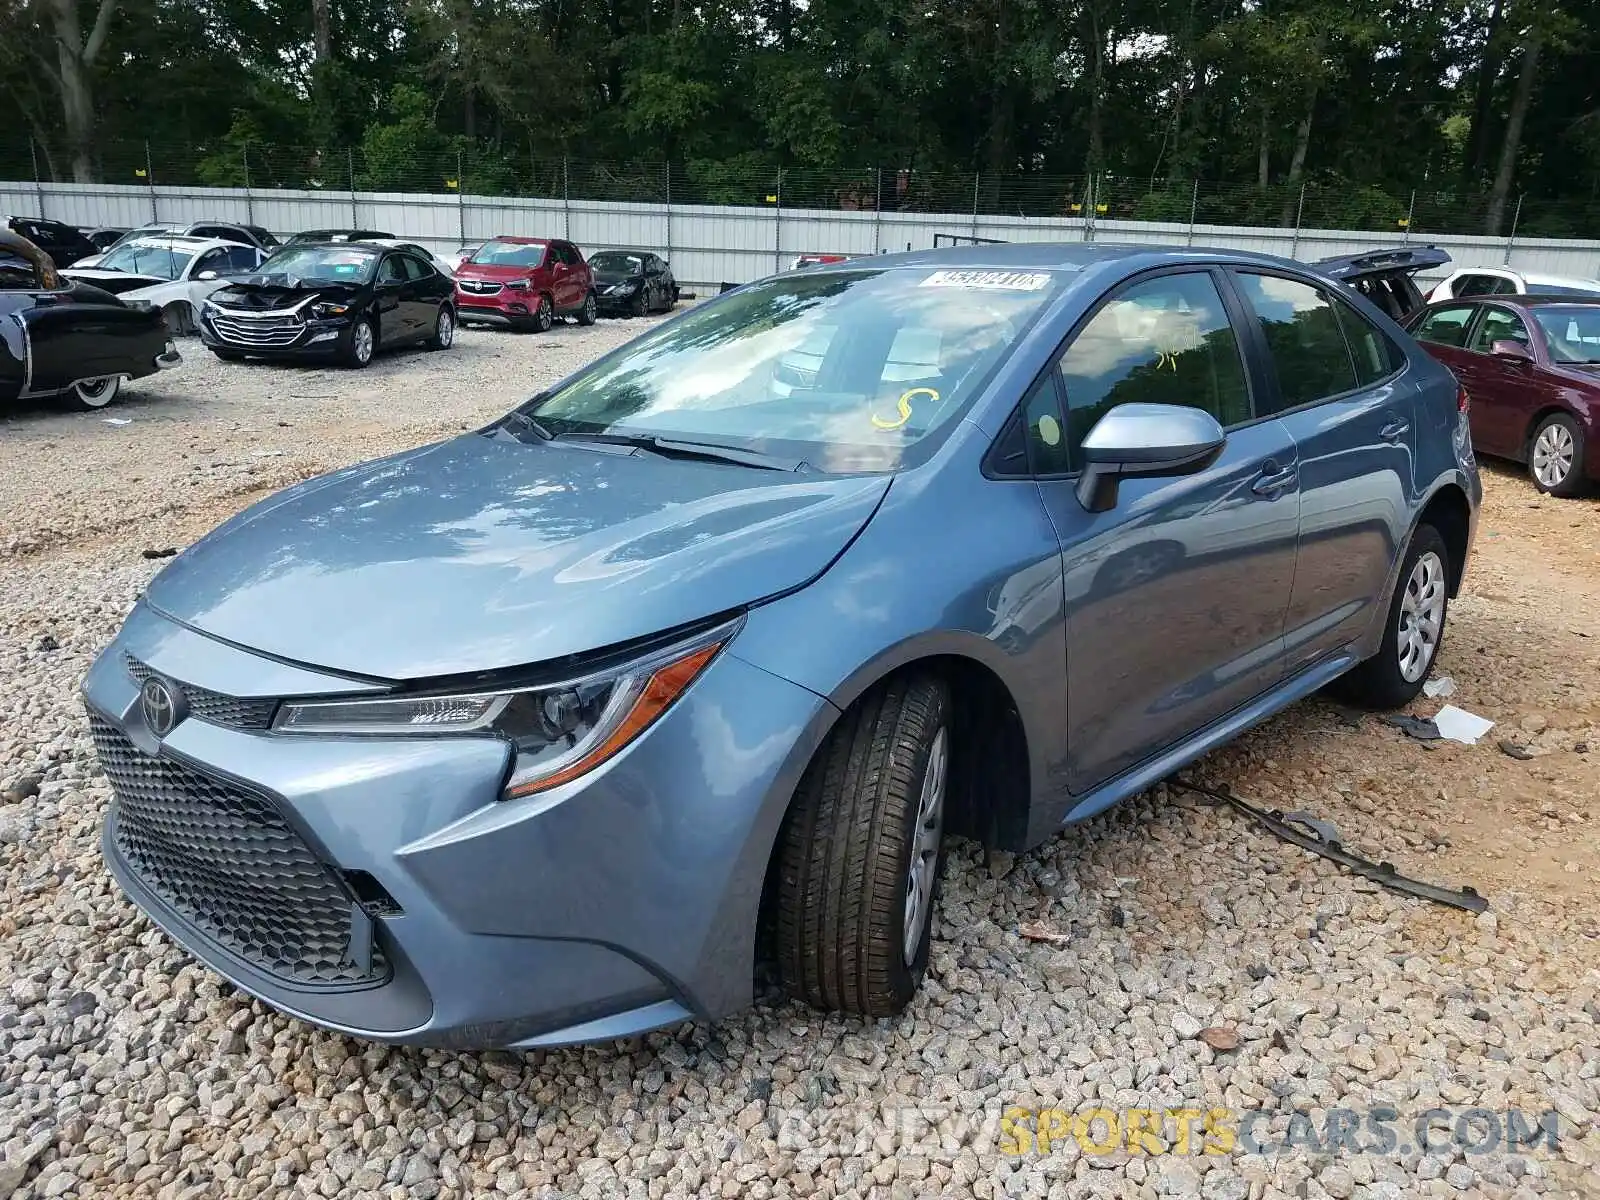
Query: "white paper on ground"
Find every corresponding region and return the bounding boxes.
[1423,676,1456,699]
[1433,705,1494,745]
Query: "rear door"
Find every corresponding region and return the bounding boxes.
[1229,270,1419,671]
[372,253,409,342]
[1409,304,1489,442]
[1027,268,1301,792]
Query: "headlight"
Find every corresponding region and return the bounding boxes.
[311,301,349,318]
[127,298,154,311]
[272,619,738,797]
[505,277,532,291]
[607,280,640,296]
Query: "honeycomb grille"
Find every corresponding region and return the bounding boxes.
[90,713,387,988]
[123,655,277,731]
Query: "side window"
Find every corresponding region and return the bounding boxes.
[1413,306,1476,348]
[1022,371,1072,475]
[193,248,230,276]
[0,249,40,289]
[563,244,582,266]
[1468,307,1531,353]
[1332,299,1401,386]
[401,254,434,281]
[378,255,406,284]
[1058,271,1251,452]
[190,225,230,242]
[1234,272,1357,412]
[226,246,262,271]
[1455,274,1507,298]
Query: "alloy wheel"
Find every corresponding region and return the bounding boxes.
[1396,550,1446,683]
[437,307,454,348]
[902,726,948,965]
[353,321,374,364]
[1532,422,1575,489]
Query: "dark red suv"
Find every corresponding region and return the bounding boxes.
[1407,294,1600,496]
[454,237,596,332]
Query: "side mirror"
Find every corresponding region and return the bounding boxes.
[1491,338,1533,363]
[1075,402,1227,513]
[196,270,218,281]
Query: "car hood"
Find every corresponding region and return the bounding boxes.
[62,269,171,296]
[455,262,544,282]
[209,278,363,309]
[145,433,890,681]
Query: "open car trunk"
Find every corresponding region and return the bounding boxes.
[1314,246,1452,324]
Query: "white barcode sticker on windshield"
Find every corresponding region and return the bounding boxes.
[919,269,1053,291]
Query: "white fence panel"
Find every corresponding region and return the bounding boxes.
[9,178,1600,291]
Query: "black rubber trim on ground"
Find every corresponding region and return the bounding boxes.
[1169,777,1488,914]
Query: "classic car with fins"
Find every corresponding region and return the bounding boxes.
[2,228,180,410]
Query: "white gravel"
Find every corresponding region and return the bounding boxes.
[1,322,1598,1200]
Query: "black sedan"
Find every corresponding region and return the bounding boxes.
[199,242,456,367]
[589,249,678,317]
[1,229,180,410]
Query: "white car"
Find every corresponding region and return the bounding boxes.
[1428,266,1600,302]
[63,236,268,334]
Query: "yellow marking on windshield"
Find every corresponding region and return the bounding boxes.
[871,387,942,431]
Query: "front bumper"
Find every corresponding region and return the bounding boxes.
[455,288,540,325]
[84,602,834,1047]
[199,307,350,359]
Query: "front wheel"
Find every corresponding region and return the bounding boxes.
[427,305,454,350]
[62,375,122,411]
[1529,413,1587,497]
[1331,524,1450,709]
[343,317,376,368]
[575,290,597,326]
[532,294,554,333]
[774,675,951,1017]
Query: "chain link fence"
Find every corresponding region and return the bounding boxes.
[10,134,1600,239]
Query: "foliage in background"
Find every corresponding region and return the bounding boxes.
[2,0,1599,235]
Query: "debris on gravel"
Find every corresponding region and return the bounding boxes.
[2,326,1598,1198]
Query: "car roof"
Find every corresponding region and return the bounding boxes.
[483,235,548,245]
[797,241,1316,275]
[1520,271,1600,288]
[1506,293,1600,307]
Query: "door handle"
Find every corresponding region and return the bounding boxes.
[1379,417,1410,443]
[1251,463,1298,498]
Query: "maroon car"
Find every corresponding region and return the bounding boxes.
[453,236,596,332]
[1406,295,1600,497]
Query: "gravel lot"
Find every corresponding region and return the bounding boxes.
[1,322,1598,1200]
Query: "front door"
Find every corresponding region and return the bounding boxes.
[1411,304,1494,443]
[1030,268,1301,793]
[1460,303,1545,458]
[1228,270,1419,670]
[373,254,409,342]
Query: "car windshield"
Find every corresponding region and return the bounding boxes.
[589,252,643,274]
[252,245,380,283]
[471,240,546,267]
[1530,283,1600,297]
[105,226,175,253]
[1531,305,1600,363]
[97,242,195,279]
[519,266,1064,472]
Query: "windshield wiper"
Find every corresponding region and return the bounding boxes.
[555,431,803,472]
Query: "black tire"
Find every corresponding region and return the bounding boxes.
[343,317,376,368]
[575,290,597,326]
[427,305,455,351]
[629,289,647,318]
[211,350,245,362]
[1331,524,1450,709]
[532,294,554,333]
[1528,413,1588,497]
[774,675,951,1017]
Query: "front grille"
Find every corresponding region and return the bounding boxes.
[458,280,502,296]
[124,655,277,731]
[91,713,387,988]
[207,311,304,347]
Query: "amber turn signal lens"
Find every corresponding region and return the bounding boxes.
[503,642,723,797]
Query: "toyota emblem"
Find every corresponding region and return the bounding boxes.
[140,676,183,737]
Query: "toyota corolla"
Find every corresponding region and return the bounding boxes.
[84,245,1480,1048]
